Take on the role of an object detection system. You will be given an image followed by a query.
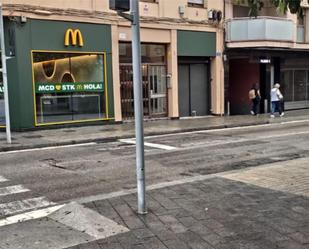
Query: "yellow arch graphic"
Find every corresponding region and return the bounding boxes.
[64,29,84,47]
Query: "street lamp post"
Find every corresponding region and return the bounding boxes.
[130,0,146,215]
[110,0,146,214]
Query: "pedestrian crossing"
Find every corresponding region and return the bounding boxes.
[0,197,56,216]
[0,185,30,197]
[0,176,8,183]
[0,175,56,223]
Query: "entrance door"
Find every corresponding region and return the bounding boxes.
[178,63,209,117]
[120,64,167,119]
[149,65,167,116]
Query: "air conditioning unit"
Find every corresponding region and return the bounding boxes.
[208,9,223,22]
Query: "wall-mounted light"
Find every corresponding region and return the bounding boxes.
[20,15,27,23]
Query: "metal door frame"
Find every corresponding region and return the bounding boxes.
[120,63,167,119]
[178,61,211,116]
[148,64,168,117]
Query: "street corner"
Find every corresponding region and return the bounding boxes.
[72,173,309,249]
[0,202,129,249]
[48,202,129,239]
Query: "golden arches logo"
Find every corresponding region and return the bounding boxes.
[64,29,84,47]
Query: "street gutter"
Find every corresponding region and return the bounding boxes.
[0,120,271,153]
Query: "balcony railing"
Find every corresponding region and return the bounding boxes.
[226,17,294,43]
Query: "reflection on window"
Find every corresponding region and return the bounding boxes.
[33,52,106,124]
[0,71,4,126]
[281,69,309,102]
[188,0,204,8]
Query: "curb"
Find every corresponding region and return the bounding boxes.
[0,120,270,153]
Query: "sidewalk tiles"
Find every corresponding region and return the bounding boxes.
[67,176,309,249]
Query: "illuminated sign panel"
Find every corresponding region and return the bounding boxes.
[35,82,104,94]
[64,29,84,47]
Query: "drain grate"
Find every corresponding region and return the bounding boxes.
[23,135,43,139]
[63,130,76,133]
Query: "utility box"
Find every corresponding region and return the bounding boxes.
[109,0,130,12]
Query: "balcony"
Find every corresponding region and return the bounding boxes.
[226,17,295,45]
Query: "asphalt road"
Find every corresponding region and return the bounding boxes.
[0,121,309,219]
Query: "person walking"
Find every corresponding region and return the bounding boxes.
[270,83,284,118]
[249,83,261,115]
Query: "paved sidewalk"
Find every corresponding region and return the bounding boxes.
[0,109,309,152]
[66,159,309,249]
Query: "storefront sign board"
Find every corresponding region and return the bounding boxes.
[35,82,104,94]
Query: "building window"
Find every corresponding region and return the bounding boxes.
[188,0,204,8]
[119,43,166,64]
[141,0,156,2]
[32,52,107,125]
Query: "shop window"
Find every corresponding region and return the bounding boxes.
[188,0,204,8]
[32,52,106,125]
[119,43,166,64]
[294,70,307,101]
[281,71,293,102]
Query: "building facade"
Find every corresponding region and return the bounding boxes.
[225,0,309,114]
[0,0,224,130]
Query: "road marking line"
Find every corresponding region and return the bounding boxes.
[74,157,309,205]
[0,185,30,196]
[119,139,178,151]
[259,130,309,139]
[0,204,64,227]
[0,197,56,216]
[142,124,273,139]
[75,174,216,204]
[49,202,129,239]
[0,176,8,183]
[280,119,309,125]
[0,143,96,155]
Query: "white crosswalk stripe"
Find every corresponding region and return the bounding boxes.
[0,175,57,224]
[0,197,56,216]
[0,205,65,227]
[0,185,30,196]
[0,176,8,183]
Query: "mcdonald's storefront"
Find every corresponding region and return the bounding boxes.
[2,19,114,130]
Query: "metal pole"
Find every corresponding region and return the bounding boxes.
[227,101,230,116]
[131,0,146,214]
[0,4,11,144]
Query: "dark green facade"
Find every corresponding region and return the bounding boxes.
[177,30,216,57]
[4,19,113,130]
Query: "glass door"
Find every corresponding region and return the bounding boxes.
[120,64,167,119]
[149,65,167,116]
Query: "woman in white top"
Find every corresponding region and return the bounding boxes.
[270,83,284,118]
